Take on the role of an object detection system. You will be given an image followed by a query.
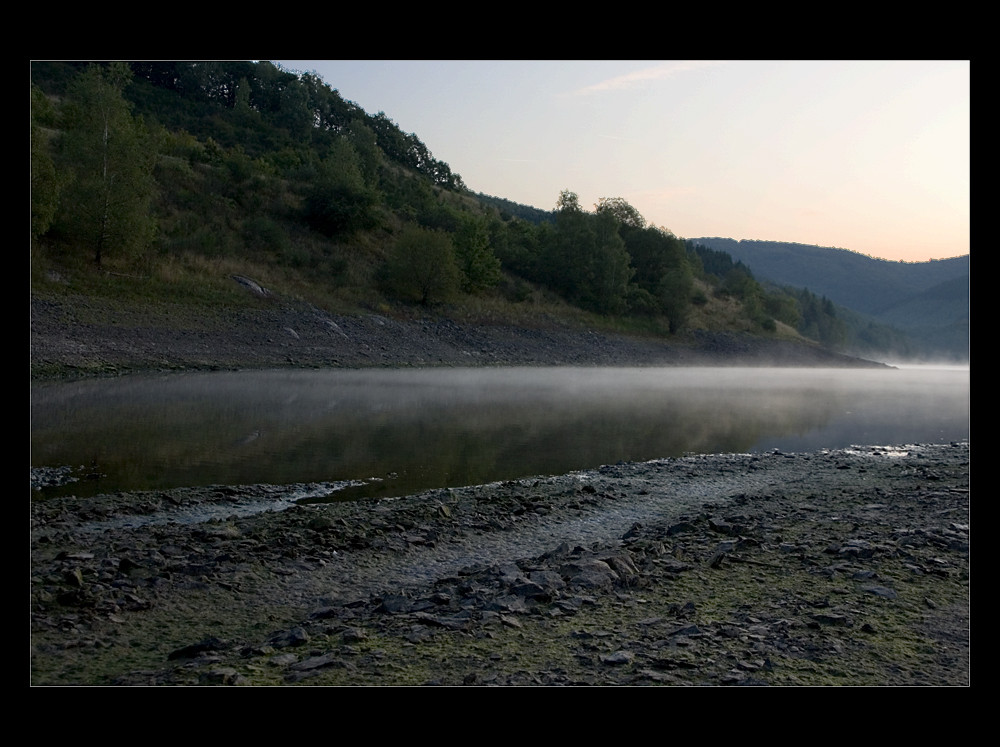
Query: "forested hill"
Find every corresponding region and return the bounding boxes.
[690,238,968,315]
[690,239,969,360]
[30,61,951,364]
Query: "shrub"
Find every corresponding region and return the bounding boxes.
[382,226,461,305]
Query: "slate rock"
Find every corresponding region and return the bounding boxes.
[861,585,897,598]
[601,650,635,666]
[266,626,310,648]
[559,559,619,589]
[168,636,228,660]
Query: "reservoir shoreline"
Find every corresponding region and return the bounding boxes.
[30,295,889,381]
[30,298,967,685]
[31,442,970,686]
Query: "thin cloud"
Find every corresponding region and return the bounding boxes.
[638,186,699,200]
[570,61,724,96]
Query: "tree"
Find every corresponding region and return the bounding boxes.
[31,84,62,242]
[303,136,379,237]
[454,214,501,293]
[556,189,582,213]
[543,195,592,297]
[595,196,646,229]
[383,226,461,305]
[345,119,382,186]
[489,216,539,280]
[658,259,694,333]
[584,211,633,315]
[542,191,633,314]
[56,63,157,266]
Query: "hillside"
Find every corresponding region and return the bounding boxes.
[691,238,969,360]
[30,61,927,369]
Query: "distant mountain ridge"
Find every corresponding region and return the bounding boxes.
[690,238,969,360]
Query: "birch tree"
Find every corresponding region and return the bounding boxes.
[58,63,156,267]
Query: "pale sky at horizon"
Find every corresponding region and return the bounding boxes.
[276,60,970,263]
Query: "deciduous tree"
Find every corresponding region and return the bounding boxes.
[543,191,633,314]
[383,225,461,305]
[56,63,157,266]
[303,136,379,237]
[31,84,62,242]
[454,214,501,293]
[595,196,646,229]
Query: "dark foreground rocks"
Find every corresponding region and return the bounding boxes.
[30,442,969,686]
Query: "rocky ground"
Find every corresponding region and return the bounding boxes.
[30,442,969,686]
[31,293,965,686]
[29,292,884,380]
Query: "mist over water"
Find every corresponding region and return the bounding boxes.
[30,366,969,501]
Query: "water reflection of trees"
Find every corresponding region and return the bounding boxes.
[31,368,968,499]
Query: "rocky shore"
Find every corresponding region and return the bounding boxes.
[30,294,965,686]
[29,293,885,379]
[31,442,969,686]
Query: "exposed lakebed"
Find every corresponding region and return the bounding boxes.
[30,301,970,685]
[31,442,969,686]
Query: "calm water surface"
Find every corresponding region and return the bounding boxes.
[30,366,970,501]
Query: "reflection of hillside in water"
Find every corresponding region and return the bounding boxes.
[31,367,969,500]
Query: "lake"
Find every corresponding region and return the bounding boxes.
[30,365,970,502]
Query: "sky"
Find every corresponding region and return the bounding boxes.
[276,60,969,263]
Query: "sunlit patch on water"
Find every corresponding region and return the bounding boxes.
[841,445,913,458]
[839,441,967,458]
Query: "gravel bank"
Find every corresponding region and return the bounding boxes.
[29,294,885,379]
[30,442,969,686]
